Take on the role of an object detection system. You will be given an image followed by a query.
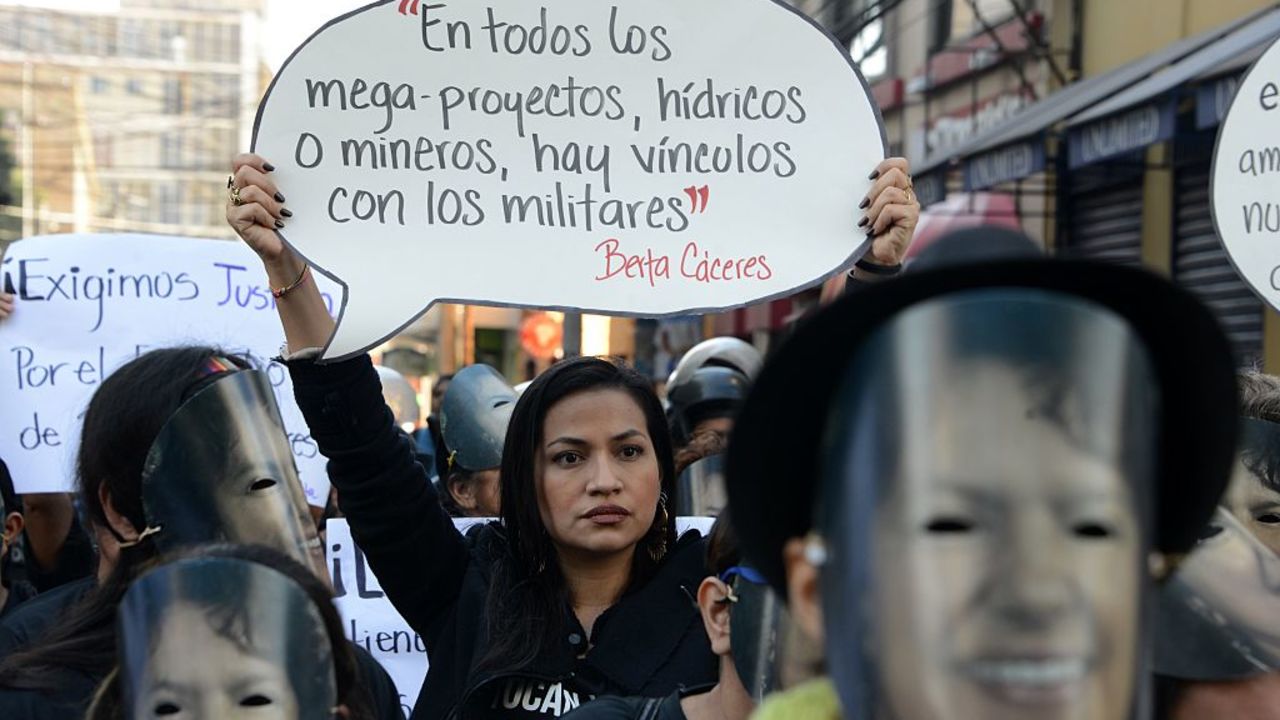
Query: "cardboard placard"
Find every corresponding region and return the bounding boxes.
[1212,36,1280,310]
[0,233,337,504]
[254,0,886,359]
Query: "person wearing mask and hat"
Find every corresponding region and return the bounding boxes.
[726,229,1239,720]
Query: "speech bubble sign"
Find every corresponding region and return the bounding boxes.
[254,0,885,360]
[0,234,338,505]
[1213,36,1280,310]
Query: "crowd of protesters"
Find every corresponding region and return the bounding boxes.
[0,148,1272,720]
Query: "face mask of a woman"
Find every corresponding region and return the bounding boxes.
[815,290,1157,720]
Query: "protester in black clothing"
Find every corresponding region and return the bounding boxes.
[225,151,919,719]
[0,348,403,720]
[0,462,36,620]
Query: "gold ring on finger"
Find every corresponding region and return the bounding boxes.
[905,188,916,204]
[228,184,244,207]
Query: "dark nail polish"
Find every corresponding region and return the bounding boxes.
[869,170,881,180]
[264,162,276,172]
[274,192,286,203]
[281,208,293,217]
[859,197,870,209]
[275,220,285,229]
[858,216,869,228]
[866,230,876,239]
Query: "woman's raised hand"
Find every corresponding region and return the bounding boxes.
[859,157,920,267]
[224,153,335,352]
[226,153,294,267]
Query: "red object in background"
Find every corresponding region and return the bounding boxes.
[520,312,564,360]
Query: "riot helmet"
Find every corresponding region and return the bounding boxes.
[440,364,518,473]
[375,365,421,433]
[666,366,750,448]
[667,337,763,392]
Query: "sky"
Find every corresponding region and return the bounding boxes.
[0,0,366,71]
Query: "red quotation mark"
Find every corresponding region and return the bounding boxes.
[398,0,420,15]
[684,185,710,214]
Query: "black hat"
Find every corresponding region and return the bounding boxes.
[726,255,1239,596]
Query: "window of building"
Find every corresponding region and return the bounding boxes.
[89,76,110,94]
[157,183,181,225]
[160,132,183,169]
[126,78,145,95]
[929,0,954,52]
[163,78,184,114]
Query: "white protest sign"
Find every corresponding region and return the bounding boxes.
[0,234,338,504]
[1213,36,1280,308]
[254,0,886,360]
[328,515,715,706]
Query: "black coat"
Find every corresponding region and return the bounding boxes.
[288,356,716,720]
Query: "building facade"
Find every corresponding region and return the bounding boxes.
[782,0,1280,370]
[0,0,266,241]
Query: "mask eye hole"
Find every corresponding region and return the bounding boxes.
[1072,522,1115,539]
[241,694,273,707]
[155,702,181,715]
[249,478,278,492]
[924,517,974,534]
[1257,513,1280,525]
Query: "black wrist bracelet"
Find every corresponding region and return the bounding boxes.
[854,257,903,276]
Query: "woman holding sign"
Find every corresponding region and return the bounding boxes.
[226,151,919,719]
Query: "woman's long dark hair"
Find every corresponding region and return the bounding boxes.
[0,346,250,693]
[84,542,370,720]
[478,357,678,676]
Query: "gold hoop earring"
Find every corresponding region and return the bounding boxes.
[648,493,670,565]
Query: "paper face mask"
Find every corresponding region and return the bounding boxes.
[818,289,1159,720]
[118,557,336,720]
[1155,418,1280,680]
[140,371,326,578]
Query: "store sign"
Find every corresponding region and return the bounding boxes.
[1211,36,1280,315]
[1197,74,1242,130]
[1067,98,1176,168]
[253,0,887,360]
[913,169,948,208]
[963,140,1045,191]
[927,93,1028,157]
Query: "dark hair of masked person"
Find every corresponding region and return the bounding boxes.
[0,347,391,720]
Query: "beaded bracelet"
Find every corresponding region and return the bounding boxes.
[272,264,310,299]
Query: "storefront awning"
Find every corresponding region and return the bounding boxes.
[1064,8,1280,167]
[912,5,1276,194]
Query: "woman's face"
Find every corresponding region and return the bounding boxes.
[1224,459,1280,557]
[133,605,300,720]
[870,361,1142,720]
[536,389,661,561]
